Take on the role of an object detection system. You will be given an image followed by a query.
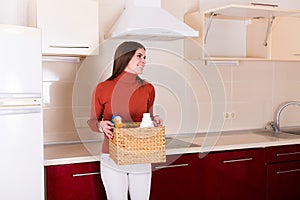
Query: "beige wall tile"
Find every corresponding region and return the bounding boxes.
[43,108,76,134]
[216,66,232,82]
[76,128,103,141]
[274,61,300,81]
[279,106,300,126]
[42,61,78,82]
[231,102,272,130]
[43,82,74,107]
[273,81,300,104]
[44,132,80,143]
[232,81,272,102]
[197,102,230,132]
[232,61,273,82]
[73,106,91,119]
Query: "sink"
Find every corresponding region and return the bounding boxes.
[281,129,300,136]
[166,137,201,149]
[254,129,300,138]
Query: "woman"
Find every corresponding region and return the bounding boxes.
[90,41,163,200]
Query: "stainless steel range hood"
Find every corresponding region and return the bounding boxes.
[106,0,199,40]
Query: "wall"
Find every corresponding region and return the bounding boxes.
[41,0,300,144]
[42,59,103,144]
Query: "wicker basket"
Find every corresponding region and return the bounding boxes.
[109,122,166,165]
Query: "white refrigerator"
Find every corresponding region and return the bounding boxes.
[0,24,44,199]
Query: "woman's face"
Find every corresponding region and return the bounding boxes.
[125,48,146,75]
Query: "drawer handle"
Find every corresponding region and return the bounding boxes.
[73,172,100,177]
[293,54,300,56]
[276,152,300,157]
[251,3,278,7]
[223,158,253,163]
[155,164,189,169]
[50,45,90,49]
[277,168,300,175]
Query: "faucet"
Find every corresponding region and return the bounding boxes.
[270,101,300,132]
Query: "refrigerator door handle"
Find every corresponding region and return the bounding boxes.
[0,98,41,106]
[0,93,41,99]
[0,107,41,115]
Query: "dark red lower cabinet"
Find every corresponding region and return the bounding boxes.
[202,148,266,200]
[46,162,107,200]
[150,153,204,200]
[46,145,300,200]
[266,161,300,200]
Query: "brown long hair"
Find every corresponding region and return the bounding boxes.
[107,41,145,84]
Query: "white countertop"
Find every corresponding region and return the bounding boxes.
[44,129,300,166]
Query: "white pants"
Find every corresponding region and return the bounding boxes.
[100,161,152,200]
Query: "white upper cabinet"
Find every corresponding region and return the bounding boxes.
[36,0,99,56]
[271,16,300,60]
[199,0,300,11]
[186,4,300,60]
[250,1,300,10]
[204,5,299,60]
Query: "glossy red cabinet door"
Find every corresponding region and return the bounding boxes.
[150,153,204,200]
[266,144,300,200]
[266,144,300,163]
[202,148,266,200]
[266,160,300,200]
[46,162,107,200]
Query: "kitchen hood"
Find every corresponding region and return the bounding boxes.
[106,0,199,40]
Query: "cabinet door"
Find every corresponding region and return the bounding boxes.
[199,0,300,11]
[202,148,265,200]
[46,162,106,200]
[266,144,300,163]
[150,153,204,200]
[266,161,300,200]
[37,0,99,55]
[269,0,300,9]
[271,16,300,60]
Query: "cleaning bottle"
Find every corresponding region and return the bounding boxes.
[140,113,154,128]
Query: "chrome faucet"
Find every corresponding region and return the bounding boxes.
[270,101,300,132]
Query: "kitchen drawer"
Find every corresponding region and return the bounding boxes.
[266,144,300,163]
[266,160,300,200]
[202,148,266,200]
[46,161,106,200]
[151,153,204,200]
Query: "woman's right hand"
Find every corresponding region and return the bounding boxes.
[99,120,114,140]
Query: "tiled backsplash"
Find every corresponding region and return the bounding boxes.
[43,59,300,144]
[42,60,102,144]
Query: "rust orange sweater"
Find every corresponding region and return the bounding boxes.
[90,71,155,153]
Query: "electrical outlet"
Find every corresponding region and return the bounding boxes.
[230,112,236,119]
[223,112,229,119]
[223,112,236,119]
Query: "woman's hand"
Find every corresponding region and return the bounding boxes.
[153,115,163,127]
[98,120,114,140]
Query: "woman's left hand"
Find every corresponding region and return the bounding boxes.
[153,115,163,127]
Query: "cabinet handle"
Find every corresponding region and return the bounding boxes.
[73,172,100,177]
[50,45,89,49]
[155,163,189,169]
[277,168,300,175]
[251,3,278,7]
[223,158,253,163]
[293,54,300,56]
[276,152,300,157]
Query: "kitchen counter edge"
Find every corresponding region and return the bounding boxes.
[44,129,300,166]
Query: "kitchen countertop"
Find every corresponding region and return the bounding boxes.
[44,128,300,166]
